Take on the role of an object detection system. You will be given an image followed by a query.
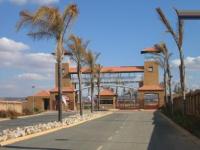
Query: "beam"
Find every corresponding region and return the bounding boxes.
[177,10,200,20]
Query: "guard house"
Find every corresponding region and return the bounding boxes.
[26,48,164,111]
[97,88,117,110]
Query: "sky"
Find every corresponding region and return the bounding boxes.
[1,0,200,97]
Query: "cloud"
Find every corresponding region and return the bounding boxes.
[0,37,55,73]
[0,37,29,52]
[17,73,48,80]
[171,56,200,71]
[9,0,59,5]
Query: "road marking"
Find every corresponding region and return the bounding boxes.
[108,136,113,141]
[96,145,103,150]
[120,126,124,129]
[115,130,119,134]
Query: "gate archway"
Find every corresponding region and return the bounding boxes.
[75,84,140,109]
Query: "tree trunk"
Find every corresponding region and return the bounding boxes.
[57,60,62,122]
[90,77,94,113]
[97,82,100,111]
[163,69,168,107]
[179,50,186,115]
[167,60,173,114]
[78,64,83,116]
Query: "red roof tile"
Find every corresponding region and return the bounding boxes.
[34,90,50,97]
[50,87,75,93]
[138,85,164,91]
[69,66,144,74]
[99,89,116,96]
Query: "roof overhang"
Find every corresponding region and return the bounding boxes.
[141,47,161,54]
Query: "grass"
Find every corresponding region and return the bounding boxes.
[161,107,200,138]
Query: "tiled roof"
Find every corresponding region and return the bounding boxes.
[138,85,164,91]
[50,87,75,93]
[34,90,50,97]
[141,47,161,54]
[99,89,116,96]
[69,66,144,74]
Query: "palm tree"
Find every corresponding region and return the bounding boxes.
[156,8,186,114]
[85,51,100,113]
[67,34,87,116]
[95,64,103,111]
[154,43,173,113]
[17,4,78,121]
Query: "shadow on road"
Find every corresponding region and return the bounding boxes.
[4,145,71,150]
[147,111,199,150]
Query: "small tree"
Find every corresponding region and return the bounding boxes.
[68,34,87,116]
[85,51,100,113]
[17,4,78,122]
[156,8,186,114]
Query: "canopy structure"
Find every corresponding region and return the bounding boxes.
[69,66,144,85]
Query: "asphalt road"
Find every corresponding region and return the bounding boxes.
[0,111,76,131]
[1,111,200,150]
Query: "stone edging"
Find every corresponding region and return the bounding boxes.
[159,111,200,145]
[0,111,112,147]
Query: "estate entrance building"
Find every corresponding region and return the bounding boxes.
[26,49,164,111]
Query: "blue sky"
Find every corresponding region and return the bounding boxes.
[1,0,200,97]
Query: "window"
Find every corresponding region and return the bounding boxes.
[144,93,158,104]
[100,99,113,104]
[148,66,153,72]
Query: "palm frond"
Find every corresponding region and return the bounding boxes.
[156,8,177,39]
[16,10,34,31]
[27,31,53,40]
[63,4,78,22]
[174,9,184,50]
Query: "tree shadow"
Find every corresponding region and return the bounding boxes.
[4,145,71,150]
[147,111,198,150]
[147,110,177,150]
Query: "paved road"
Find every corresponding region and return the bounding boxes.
[0,111,76,131]
[1,111,200,150]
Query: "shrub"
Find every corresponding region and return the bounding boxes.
[0,110,7,118]
[22,108,33,115]
[7,110,21,119]
[0,110,21,119]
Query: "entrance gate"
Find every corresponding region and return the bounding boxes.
[76,85,141,110]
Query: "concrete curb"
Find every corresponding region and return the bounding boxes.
[0,111,113,147]
[159,112,200,146]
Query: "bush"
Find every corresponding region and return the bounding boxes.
[7,110,21,119]
[22,108,33,115]
[0,110,7,118]
[0,110,21,119]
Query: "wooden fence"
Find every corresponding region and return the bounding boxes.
[173,90,200,117]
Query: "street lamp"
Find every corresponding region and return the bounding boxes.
[32,85,35,113]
